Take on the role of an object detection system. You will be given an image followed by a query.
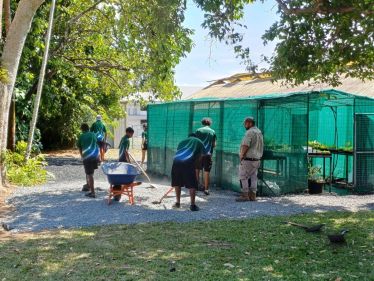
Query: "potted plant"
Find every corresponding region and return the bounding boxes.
[308,165,324,194]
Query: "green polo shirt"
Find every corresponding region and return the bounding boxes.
[77,131,99,160]
[90,120,107,141]
[142,131,148,142]
[173,137,204,163]
[119,135,130,159]
[196,126,216,155]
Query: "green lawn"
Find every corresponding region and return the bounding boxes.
[0,211,373,281]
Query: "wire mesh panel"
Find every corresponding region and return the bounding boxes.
[354,113,374,193]
[147,92,374,196]
[221,100,258,191]
[308,92,354,183]
[259,95,308,195]
[192,101,223,185]
[147,104,168,175]
[164,102,193,177]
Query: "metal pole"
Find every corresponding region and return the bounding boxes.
[25,0,56,159]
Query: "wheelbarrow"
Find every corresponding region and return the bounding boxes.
[102,162,142,205]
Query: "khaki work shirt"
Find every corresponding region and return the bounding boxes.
[240,126,264,159]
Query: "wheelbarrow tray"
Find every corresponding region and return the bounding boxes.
[102,162,140,185]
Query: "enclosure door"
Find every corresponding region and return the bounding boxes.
[354,113,374,193]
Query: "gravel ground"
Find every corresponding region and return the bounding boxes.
[2,156,374,233]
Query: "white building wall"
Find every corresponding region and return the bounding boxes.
[113,102,147,148]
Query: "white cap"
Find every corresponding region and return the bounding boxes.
[244,116,255,123]
[96,115,102,121]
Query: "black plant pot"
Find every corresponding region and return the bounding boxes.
[308,180,324,194]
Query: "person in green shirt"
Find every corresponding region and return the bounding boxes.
[77,123,99,198]
[195,118,217,195]
[141,123,148,165]
[119,127,134,162]
[172,133,204,211]
[90,115,107,162]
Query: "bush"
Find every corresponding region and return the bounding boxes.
[5,141,49,186]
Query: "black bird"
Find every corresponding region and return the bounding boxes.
[328,229,349,243]
[284,221,326,232]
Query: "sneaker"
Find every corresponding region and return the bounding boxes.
[82,184,89,192]
[172,202,181,209]
[203,190,210,196]
[85,192,96,198]
[190,204,200,211]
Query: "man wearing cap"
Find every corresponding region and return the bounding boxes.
[90,115,107,162]
[195,117,216,195]
[237,117,264,202]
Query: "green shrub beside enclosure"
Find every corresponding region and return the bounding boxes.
[5,141,49,186]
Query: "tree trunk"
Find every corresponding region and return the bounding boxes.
[26,0,56,160]
[0,0,46,189]
[4,0,15,151]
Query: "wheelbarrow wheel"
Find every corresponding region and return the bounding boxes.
[113,185,122,201]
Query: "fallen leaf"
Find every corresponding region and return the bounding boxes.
[263,265,274,272]
[224,263,235,268]
[335,278,342,281]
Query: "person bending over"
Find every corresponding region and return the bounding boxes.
[172,133,204,211]
[77,123,100,198]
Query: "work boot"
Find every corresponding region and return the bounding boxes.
[249,191,257,201]
[235,192,250,202]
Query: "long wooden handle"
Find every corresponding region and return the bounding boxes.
[158,187,175,203]
[128,153,152,183]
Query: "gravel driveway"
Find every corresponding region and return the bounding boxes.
[3,156,374,232]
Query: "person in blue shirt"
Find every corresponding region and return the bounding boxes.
[172,133,204,211]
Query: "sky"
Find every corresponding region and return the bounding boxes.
[175,0,279,95]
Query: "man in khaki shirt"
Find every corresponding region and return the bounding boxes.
[236,117,264,202]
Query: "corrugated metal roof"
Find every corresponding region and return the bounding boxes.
[188,76,374,100]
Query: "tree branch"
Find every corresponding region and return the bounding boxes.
[276,0,374,16]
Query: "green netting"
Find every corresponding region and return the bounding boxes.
[147,90,374,195]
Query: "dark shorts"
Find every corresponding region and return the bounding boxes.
[119,155,129,163]
[196,155,213,172]
[171,161,198,189]
[97,141,105,149]
[142,142,148,151]
[83,158,98,175]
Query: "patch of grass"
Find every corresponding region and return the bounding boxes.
[0,211,373,280]
[5,141,49,186]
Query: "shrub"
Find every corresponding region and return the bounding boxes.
[5,141,49,186]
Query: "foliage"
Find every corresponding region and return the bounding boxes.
[16,0,193,148]
[262,0,374,85]
[14,88,43,152]
[14,0,374,149]
[308,164,323,181]
[5,141,48,186]
[0,211,373,280]
[194,0,374,85]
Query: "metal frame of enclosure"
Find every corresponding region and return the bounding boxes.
[147,90,374,195]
